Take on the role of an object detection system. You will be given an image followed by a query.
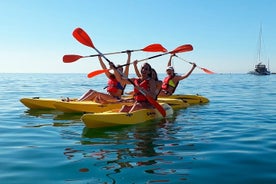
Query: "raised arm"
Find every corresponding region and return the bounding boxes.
[109,62,132,85]
[98,56,112,78]
[167,54,175,67]
[123,51,131,76]
[177,63,197,80]
[133,60,141,77]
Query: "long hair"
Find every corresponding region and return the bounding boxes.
[151,68,158,81]
[142,63,152,78]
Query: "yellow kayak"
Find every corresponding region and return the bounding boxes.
[20,97,60,109]
[157,98,189,109]
[20,94,206,110]
[53,98,188,113]
[163,94,209,105]
[54,100,133,113]
[81,103,173,128]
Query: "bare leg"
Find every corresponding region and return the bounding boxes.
[128,102,153,113]
[119,104,133,112]
[78,89,96,101]
[96,93,119,103]
[128,102,143,113]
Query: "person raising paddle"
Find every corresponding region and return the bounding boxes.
[111,62,157,113]
[130,60,162,100]
[158,54,196,96]
[77,51,131,102]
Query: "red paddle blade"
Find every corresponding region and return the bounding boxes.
[170,44,193,54]
[87,69,109,78]
[142,44,167,52]
[63,55,83,63]
[72,28,94,48]
[202,68,215,74]
[146,95,166,117]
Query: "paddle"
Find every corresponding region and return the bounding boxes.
[87,44,193,78]
[72,27,166,117]
[174,55,215,74]
[63,44,167,63]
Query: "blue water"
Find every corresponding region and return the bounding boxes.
[0,73,275,184]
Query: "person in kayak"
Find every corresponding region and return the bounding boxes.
[131,60,162,100]
[77,51,131,103]
[158,54,197,96]
[111,62,157,113]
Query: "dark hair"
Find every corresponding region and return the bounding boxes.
[109,73,116,79]
[151,68,158,81]
[141,63,152,78]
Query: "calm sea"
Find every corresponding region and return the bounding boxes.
[0,73,275,184]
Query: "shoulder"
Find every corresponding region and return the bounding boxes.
[171,75,184,82]
[173,74,181,80]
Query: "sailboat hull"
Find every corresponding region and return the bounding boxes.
[249,63,271,75]
[248,70,270,75]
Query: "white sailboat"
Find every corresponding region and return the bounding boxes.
[249,25,271,75]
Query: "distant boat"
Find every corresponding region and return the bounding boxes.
[249,62,270,75]
[249,25,271,75]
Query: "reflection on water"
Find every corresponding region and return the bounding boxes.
[24,109,61,118]
[21,104,198,182]
[75,118,195,183]
[22,109,83,127]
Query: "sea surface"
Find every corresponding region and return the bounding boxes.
[0,73,275,184]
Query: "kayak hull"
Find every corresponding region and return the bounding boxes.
[54,101,133,113]
[54,98,188,113]
[20,98,60,109]
[20,94,208,110]
[163,94,209,105]
[157,98,189,109]
[81,103,173,128]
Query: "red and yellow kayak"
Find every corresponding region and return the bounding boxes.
[81,103,174,128]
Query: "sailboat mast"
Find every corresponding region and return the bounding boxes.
[258,24,262,63]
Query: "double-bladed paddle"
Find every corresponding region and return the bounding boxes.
[174,55,215,74]
[72,27,167,117]
[63,44,167,63]
[87,44,193,78]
